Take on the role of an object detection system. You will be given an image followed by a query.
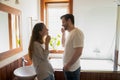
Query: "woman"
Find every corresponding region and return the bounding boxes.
[28,23,55,80]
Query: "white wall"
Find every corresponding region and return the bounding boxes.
[117,6,120,65]
[73,0,118,59]
[0,0,40,68]
[0,0,119,67]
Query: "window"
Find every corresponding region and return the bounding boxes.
[41,0,73,50]
[47,3,68,50]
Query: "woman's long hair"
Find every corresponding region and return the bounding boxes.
[28,23,45,60]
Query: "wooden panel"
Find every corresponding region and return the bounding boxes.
[54,71,120,80]
[0,54,31,80]
[24,54,32,66]
[0,58,22,80]
[0,68,1,80]
[45,0,69,2]
[10,62,16,79]
[1,67,7,80]
[54,71,65,80]
[6,65,11,80]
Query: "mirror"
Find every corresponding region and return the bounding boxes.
[0,3,22,60]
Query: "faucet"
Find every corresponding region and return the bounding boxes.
[22,57,28,67]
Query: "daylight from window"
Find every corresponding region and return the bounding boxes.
[47,3,69,50]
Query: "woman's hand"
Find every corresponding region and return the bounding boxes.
[45,35,51,50]
[45,35,51,45]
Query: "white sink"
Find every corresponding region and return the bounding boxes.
[14,65,36,80]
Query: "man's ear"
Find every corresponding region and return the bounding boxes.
[67,19,72,24]
[39,31,42,35]
[68,18,71,23]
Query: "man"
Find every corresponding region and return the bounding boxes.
[60,14,84,80]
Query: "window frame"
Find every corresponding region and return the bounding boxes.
[40,0,73,22]
[40,0,73,53]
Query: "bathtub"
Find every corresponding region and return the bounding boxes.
[49,54,120,71]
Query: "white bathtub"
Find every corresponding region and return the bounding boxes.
[49,54,120,71]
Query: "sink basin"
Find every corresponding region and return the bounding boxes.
[14,65,36,80]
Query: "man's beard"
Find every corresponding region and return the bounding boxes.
[64,25,68,30]
[64,26,67,30]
